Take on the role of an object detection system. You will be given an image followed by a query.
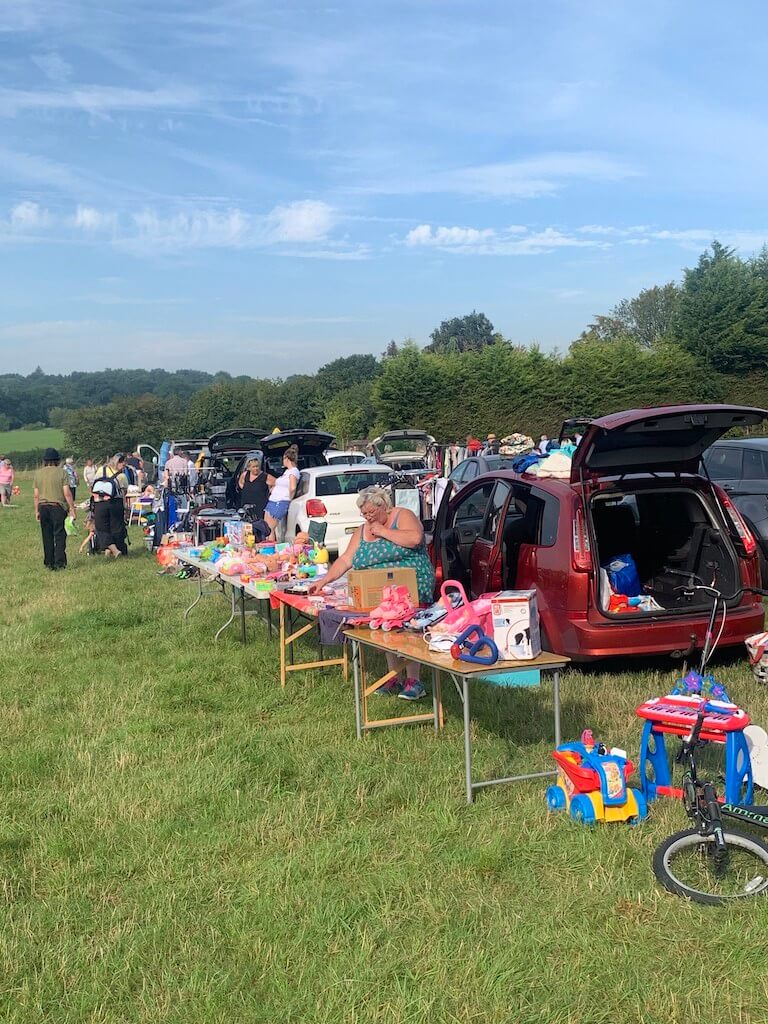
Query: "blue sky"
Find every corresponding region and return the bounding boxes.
[2,0,768,374]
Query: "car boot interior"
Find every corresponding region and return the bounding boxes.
[591,488,740,613]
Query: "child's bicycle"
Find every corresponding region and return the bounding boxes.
[653,582,768,905]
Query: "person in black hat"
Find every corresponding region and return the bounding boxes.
[33,448,76,570]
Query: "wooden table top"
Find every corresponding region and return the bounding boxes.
[342,627,569,675]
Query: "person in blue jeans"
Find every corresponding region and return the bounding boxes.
[265,446,300,540]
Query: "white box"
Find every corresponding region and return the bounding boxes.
[490,589,541,661]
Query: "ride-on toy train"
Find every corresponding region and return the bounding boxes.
[546,730,648,825]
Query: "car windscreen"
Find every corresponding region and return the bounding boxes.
[315,471,391,497]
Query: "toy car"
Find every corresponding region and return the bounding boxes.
[546,736,648,825]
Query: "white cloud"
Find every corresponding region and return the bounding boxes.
[403,223,606,255]
[31,52,73,84]
[358,152,639,199]
[0,85,201,118]
[405,224,495,247]
[10,200,49,228]
[73,205,116,231]
[127,208,251,251]
[265,200,335,242]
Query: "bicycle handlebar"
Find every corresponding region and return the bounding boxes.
[673,583,768,603]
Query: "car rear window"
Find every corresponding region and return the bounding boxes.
[703,446,743,480]
[315,471,391,497]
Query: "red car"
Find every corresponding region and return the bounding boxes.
[432,404,767,661]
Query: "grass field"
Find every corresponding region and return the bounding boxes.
[2,476,768,1023]
[0,427,65,454]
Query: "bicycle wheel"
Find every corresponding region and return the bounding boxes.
[653,827,768,905]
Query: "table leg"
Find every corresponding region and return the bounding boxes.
[463,675,473,804]
[240,588,247,644]
[288,606,295,666]
[553,670,562,747]
[352,641,362,740]
[267,600,273,640]
[183,572,204,619]
[214,583,237,642]
[432,667,442,732]
[279,601,286,687]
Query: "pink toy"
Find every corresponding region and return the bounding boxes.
[369,586,417,631]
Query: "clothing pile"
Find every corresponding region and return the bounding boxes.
[511,442,577,480]
[498,433,535,457]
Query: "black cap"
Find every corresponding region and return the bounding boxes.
[44,447,60,461]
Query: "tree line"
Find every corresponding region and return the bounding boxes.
[3,241,767,456]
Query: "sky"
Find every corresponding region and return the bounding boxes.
[2,0,768,375]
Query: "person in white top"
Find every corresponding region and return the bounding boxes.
[538,435,550,454]
[264,445,300,540]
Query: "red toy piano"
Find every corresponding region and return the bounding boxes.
[636,692,753,805]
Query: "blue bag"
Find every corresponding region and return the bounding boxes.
[602,553,641,597]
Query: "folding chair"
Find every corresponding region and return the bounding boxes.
[307,520,328,545]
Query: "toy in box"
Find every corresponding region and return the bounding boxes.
[546,730,648,825]
[490,589,541,660]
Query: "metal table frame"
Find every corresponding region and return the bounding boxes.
[345,629,568,803]
[177,552,273,643]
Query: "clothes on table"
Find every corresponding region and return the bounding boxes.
[318,607,370,645]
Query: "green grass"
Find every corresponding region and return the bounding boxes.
[2,474,768,1022]
[0,427,65,454]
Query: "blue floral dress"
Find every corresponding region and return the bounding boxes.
[351,511,435,604]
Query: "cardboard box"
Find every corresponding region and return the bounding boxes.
[490,589,541,661]
[347,568,419,611]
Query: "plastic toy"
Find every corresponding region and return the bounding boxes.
[546,730,648,825]
[636,690,752,805]
[369,586,417,631]
[450,625,499,665]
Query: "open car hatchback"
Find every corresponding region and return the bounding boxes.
[432,404,768,661]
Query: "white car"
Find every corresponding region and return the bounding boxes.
[286,464,392,552]
[324,450,367,466]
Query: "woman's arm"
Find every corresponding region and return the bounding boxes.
[369,508,423,549]
[238,471,247,488]
[287,472,298,499]
[308,527,361,594]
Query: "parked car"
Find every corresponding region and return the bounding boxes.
[368,429,435,476]
[199,427,267,505]
[702,438,768,582]
[448,454,518,487]
[227,429,335,507]
[432,404,768,661]
[286,464,393,552]
[325,450,367,466]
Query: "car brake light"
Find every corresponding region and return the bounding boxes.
[718,488,757,557]
[572,501,593,572]
[306,498,327,517]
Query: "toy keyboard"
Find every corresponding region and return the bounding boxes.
[636,695,749,738]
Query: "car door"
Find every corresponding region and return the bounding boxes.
[703,445,744,494]
[470,480,513,596]
[437,479,496,591]
[729,448,768,553]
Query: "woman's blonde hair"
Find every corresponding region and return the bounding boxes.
[284,445,299,466]
[356,485,392,512]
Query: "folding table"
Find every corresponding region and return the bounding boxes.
[343,628,569,803]
[271,590,349,687]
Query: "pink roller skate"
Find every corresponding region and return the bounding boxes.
[369,586,417,631]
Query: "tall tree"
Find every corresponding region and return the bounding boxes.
[425,311,498,354]
[580,283,680,348]
[675,241,768,373]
